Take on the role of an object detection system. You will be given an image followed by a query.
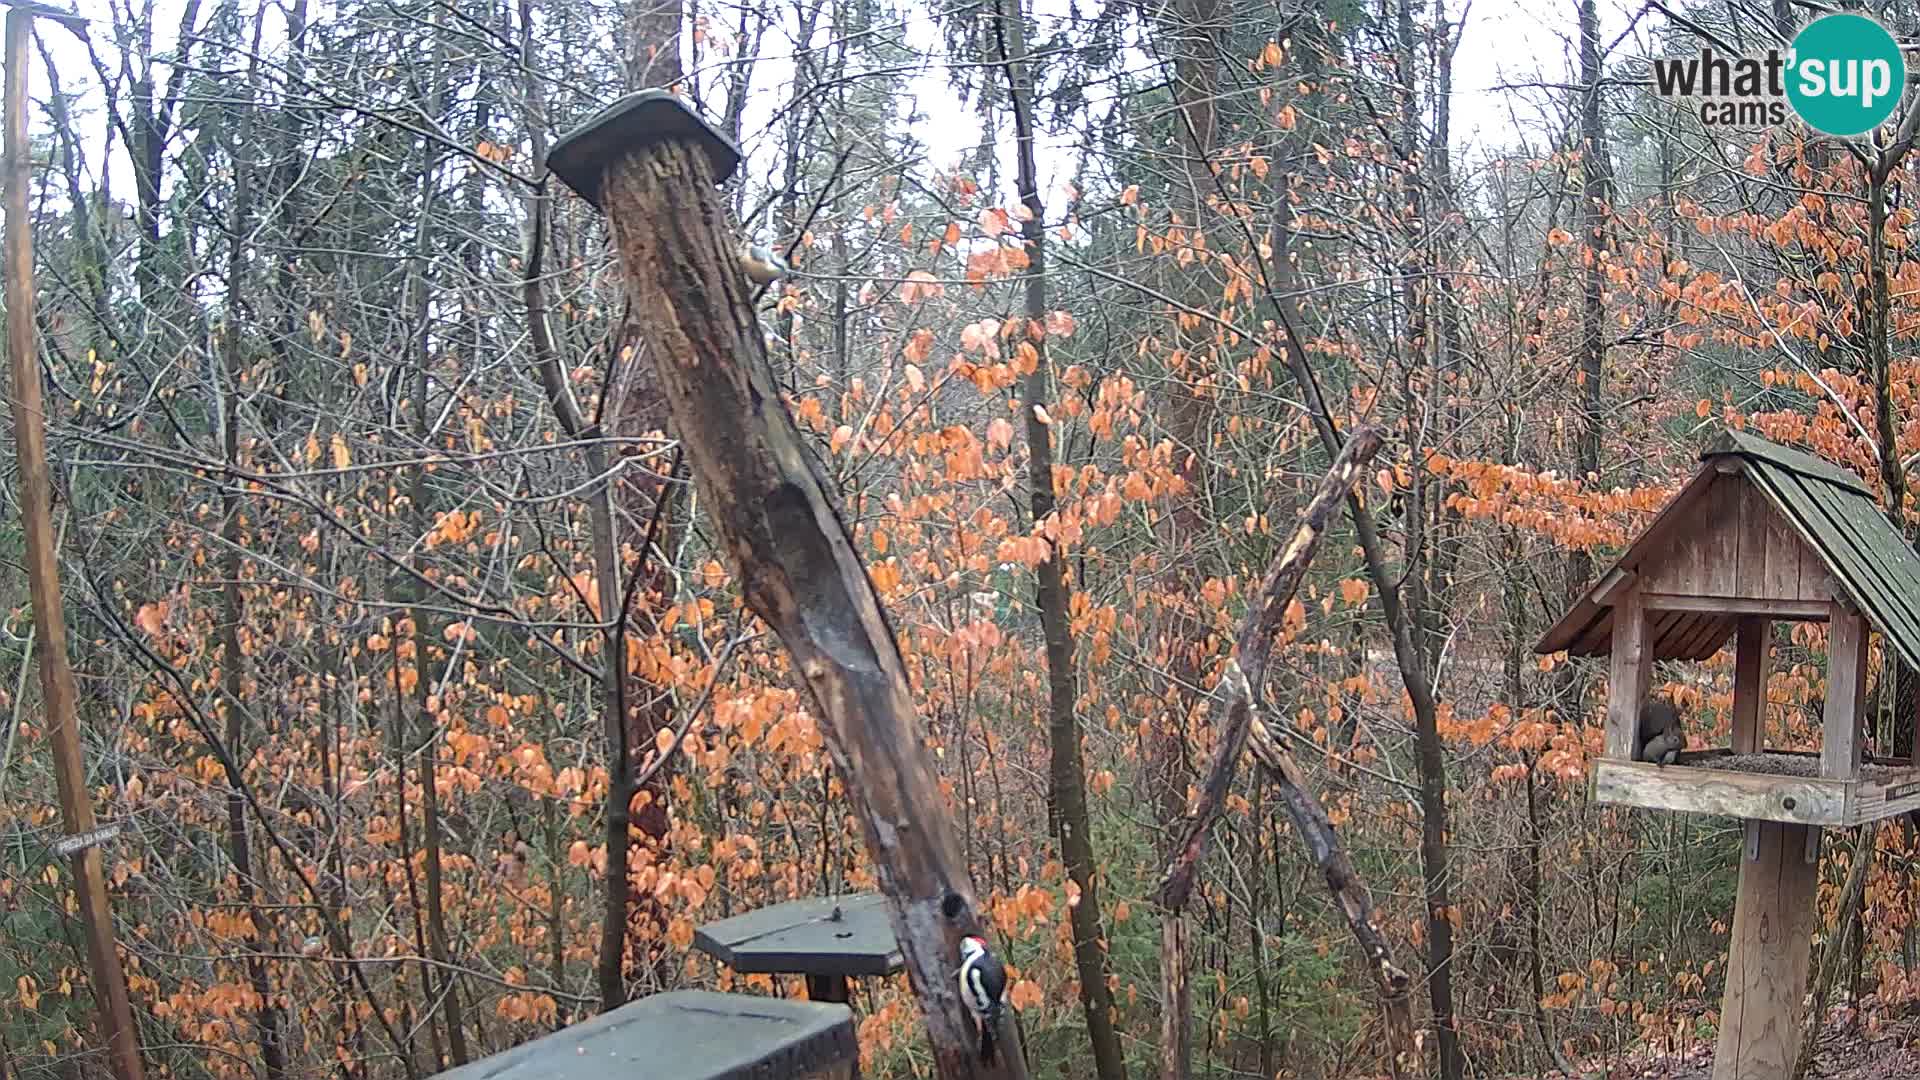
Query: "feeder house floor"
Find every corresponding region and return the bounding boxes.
[1594,749,1920,826]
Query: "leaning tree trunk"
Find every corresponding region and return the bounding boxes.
[550,100,1030,1079]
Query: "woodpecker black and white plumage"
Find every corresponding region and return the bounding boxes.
[957,934,1007,1063]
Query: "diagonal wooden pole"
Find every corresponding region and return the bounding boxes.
[3,9,143,1080]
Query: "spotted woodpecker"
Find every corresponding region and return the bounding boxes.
[957,934,1007,1063]
[738,243,790,286]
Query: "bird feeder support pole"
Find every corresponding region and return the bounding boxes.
[1712,820,1817,1080]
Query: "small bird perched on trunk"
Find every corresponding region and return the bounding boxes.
[738,243,790,286]
[957,935,1007,1063]
[1635,697,1684,765]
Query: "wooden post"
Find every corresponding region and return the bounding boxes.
[1731,617,1769,754]
[804,975,850,1005]
[1712,820,1818,1080]
[545,92,1025,1079]
[1606,589,1651,759]
[1823,604,1868,779]
[1911,658,1920,764]
[3,10,143,1080]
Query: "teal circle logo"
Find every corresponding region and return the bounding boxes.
[1787,14,1906,137]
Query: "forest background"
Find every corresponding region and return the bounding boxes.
[2,0,1915,1077]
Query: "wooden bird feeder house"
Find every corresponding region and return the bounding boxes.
[1539,428,1920,1079]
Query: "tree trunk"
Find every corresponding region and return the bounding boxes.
[624,0,684,90]
[1567,0,1613,603]
[517,14,674,1004]
[1147,0,1224,1069]
[995,3,1127,1077]
[569,107,1030,1078]
[215,47,286,1078]
[1388,9,1464,1069]
[401,14,465,1059]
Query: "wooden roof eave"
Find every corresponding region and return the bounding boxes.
[1536,427,1920,669]
[1533,464,1724,657]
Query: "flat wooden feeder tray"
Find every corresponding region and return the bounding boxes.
[694,893,902,1004]
[427,990,856,1080]
[1594,748,1920,827]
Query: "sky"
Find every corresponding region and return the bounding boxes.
[20,0,1645,231]
[729,0,1647,217]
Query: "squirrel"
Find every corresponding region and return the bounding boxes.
[1635,697,1685,765]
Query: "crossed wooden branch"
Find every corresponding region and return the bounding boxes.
[1152,425,1415,1076]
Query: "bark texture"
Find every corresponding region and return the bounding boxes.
[593,136,1028,1080]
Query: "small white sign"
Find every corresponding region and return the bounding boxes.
[52,822,121,857]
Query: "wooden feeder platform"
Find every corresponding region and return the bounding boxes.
[428,990,857,1080]
[1538,428,1920,1080]
[547,89,741,208]
[1593,748,1920,826]
[693,893,902,1004]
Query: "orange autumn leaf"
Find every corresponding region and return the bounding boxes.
[135,603,166,639]
[901,270,944,304]
[571,573,602,618]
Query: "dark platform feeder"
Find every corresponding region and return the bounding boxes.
[694,893,904,1004]
[1538,429,1920,1080]
[428,990,857,1080]
[547,89,741,209]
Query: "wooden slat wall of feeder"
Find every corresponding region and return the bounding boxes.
[1539,429,1920,1080]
